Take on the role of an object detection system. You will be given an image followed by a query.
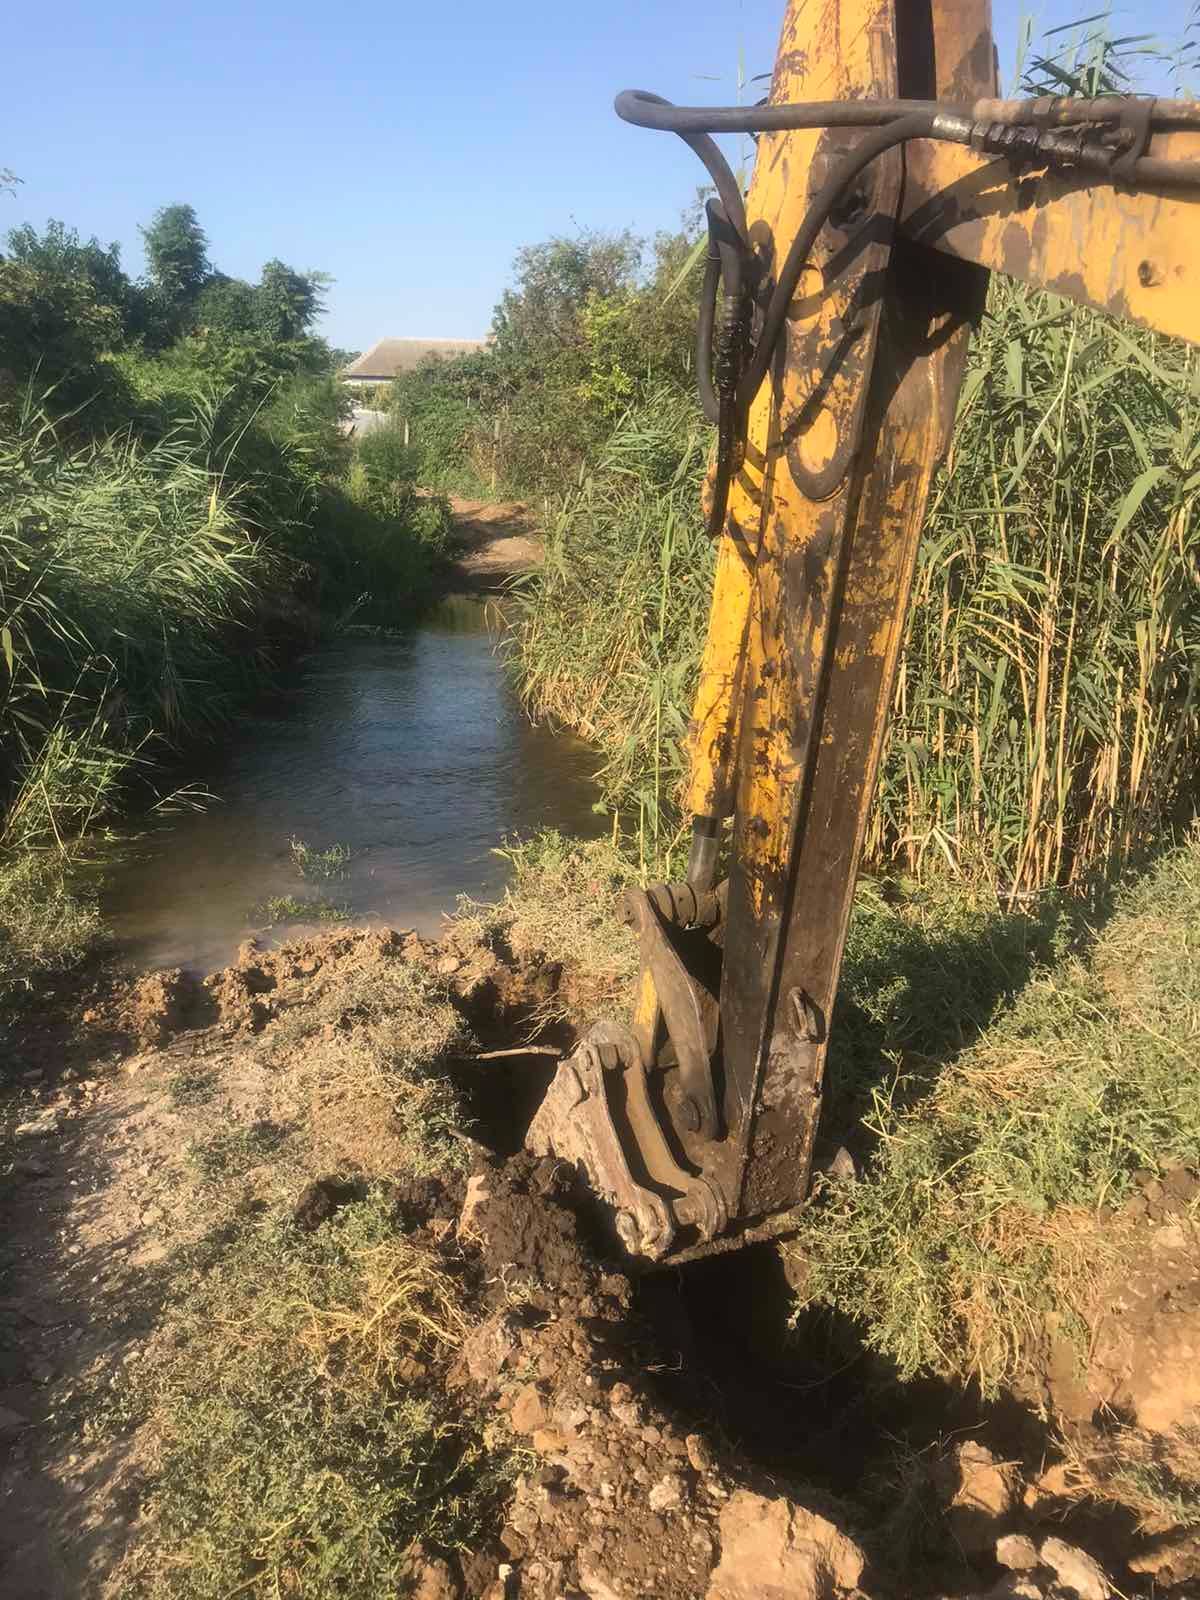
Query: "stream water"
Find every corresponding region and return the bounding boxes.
[102,597,602,972]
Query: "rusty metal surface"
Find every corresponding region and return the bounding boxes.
[621,886,722,1140]
[526,1020,728,1259]
[901,131,1200,344]
[530,0,1200,1260]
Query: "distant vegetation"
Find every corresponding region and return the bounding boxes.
[0,200,449,994]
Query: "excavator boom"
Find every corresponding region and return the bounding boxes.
[528,0,1200,1261]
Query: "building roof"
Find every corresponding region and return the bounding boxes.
[341,337,487,379]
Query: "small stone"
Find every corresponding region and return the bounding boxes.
[530,1427,570,1456]
[706,1489,865,1600]
[140,1206,164,1227]
[577,1566,629,1600]
[648,1473,684,1512]
[611,1398,641,1428]
[1039,1537,1110,1600]
[640,1425,661,1444]
[996,1533,1040,1571]
[509,1383,549,1434]
[436,955,461,977]
[1024,1461,1071,1507]
[938,1441,1021,1555]
[457,1173,493,1240]
[556,1402,589,1435]
[686,1432,714,1472]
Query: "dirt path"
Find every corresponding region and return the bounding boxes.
[447,497,543,591]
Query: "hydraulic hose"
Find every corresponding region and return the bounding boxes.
[618,89,1200,536]
[737,109,937,414]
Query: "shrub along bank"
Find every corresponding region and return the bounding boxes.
[0,204,451,996]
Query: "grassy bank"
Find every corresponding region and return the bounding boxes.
[479,825,1200,1537]
[0,208,453,1000]
[793,832,1200,1393]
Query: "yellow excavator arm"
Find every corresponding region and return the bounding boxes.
[528,0,1200,1262]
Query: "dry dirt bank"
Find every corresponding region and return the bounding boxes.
[0,899,1197,1598]
[447,498,543,592]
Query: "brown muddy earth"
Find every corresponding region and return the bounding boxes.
[448,498,543,592]
[1,925,1198,1599]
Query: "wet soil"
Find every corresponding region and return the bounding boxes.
[2,927,1198,1598]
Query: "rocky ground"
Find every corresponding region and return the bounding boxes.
[0,912,1197,1598]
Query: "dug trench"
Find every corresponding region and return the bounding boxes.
[1,917,1197,1599]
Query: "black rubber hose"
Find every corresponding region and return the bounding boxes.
[616,86,1200,136]
[616,88,930,135]
[617,88,1200,190]
[615,91,749,243]
[696,248,721,426]
[736,110,936,413]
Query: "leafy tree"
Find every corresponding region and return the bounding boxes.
[194,272,260,338]
[254,260,326,343]
[0,221,134,406]
[5,220,134,330]
[141,204,210,306]
[492,231,641,358]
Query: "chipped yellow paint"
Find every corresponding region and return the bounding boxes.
[902,134,1200,346]
[727,0,903,909]
[684,0,905,830]
[632,967,659,1062]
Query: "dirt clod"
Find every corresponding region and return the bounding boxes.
[705,1489,866,1600]
[996,1533,1040,1571]
[937,1441,1021,1554]
[1039,1536,1111,1599]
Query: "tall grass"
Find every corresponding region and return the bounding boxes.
[874,280,1200,895]
[1,391,271,851]
[511,283,1200,890]
[0,380,450,996]
[511,385,715,866]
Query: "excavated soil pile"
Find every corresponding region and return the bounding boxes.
[1,925,1197,1598]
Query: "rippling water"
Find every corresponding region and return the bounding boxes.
[102,598,601,971]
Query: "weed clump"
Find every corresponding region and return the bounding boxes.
[256,893,348,925]
[114,1195,514,1599]
[791,837,1200,1396]
[289,836,352,880]
[0,850,102,1004]
[273,952,474,1177]
[452,829,641,1025]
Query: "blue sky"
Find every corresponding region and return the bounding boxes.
[4,1,1194,352]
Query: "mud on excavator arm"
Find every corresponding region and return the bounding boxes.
[528,0,1200,1262]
